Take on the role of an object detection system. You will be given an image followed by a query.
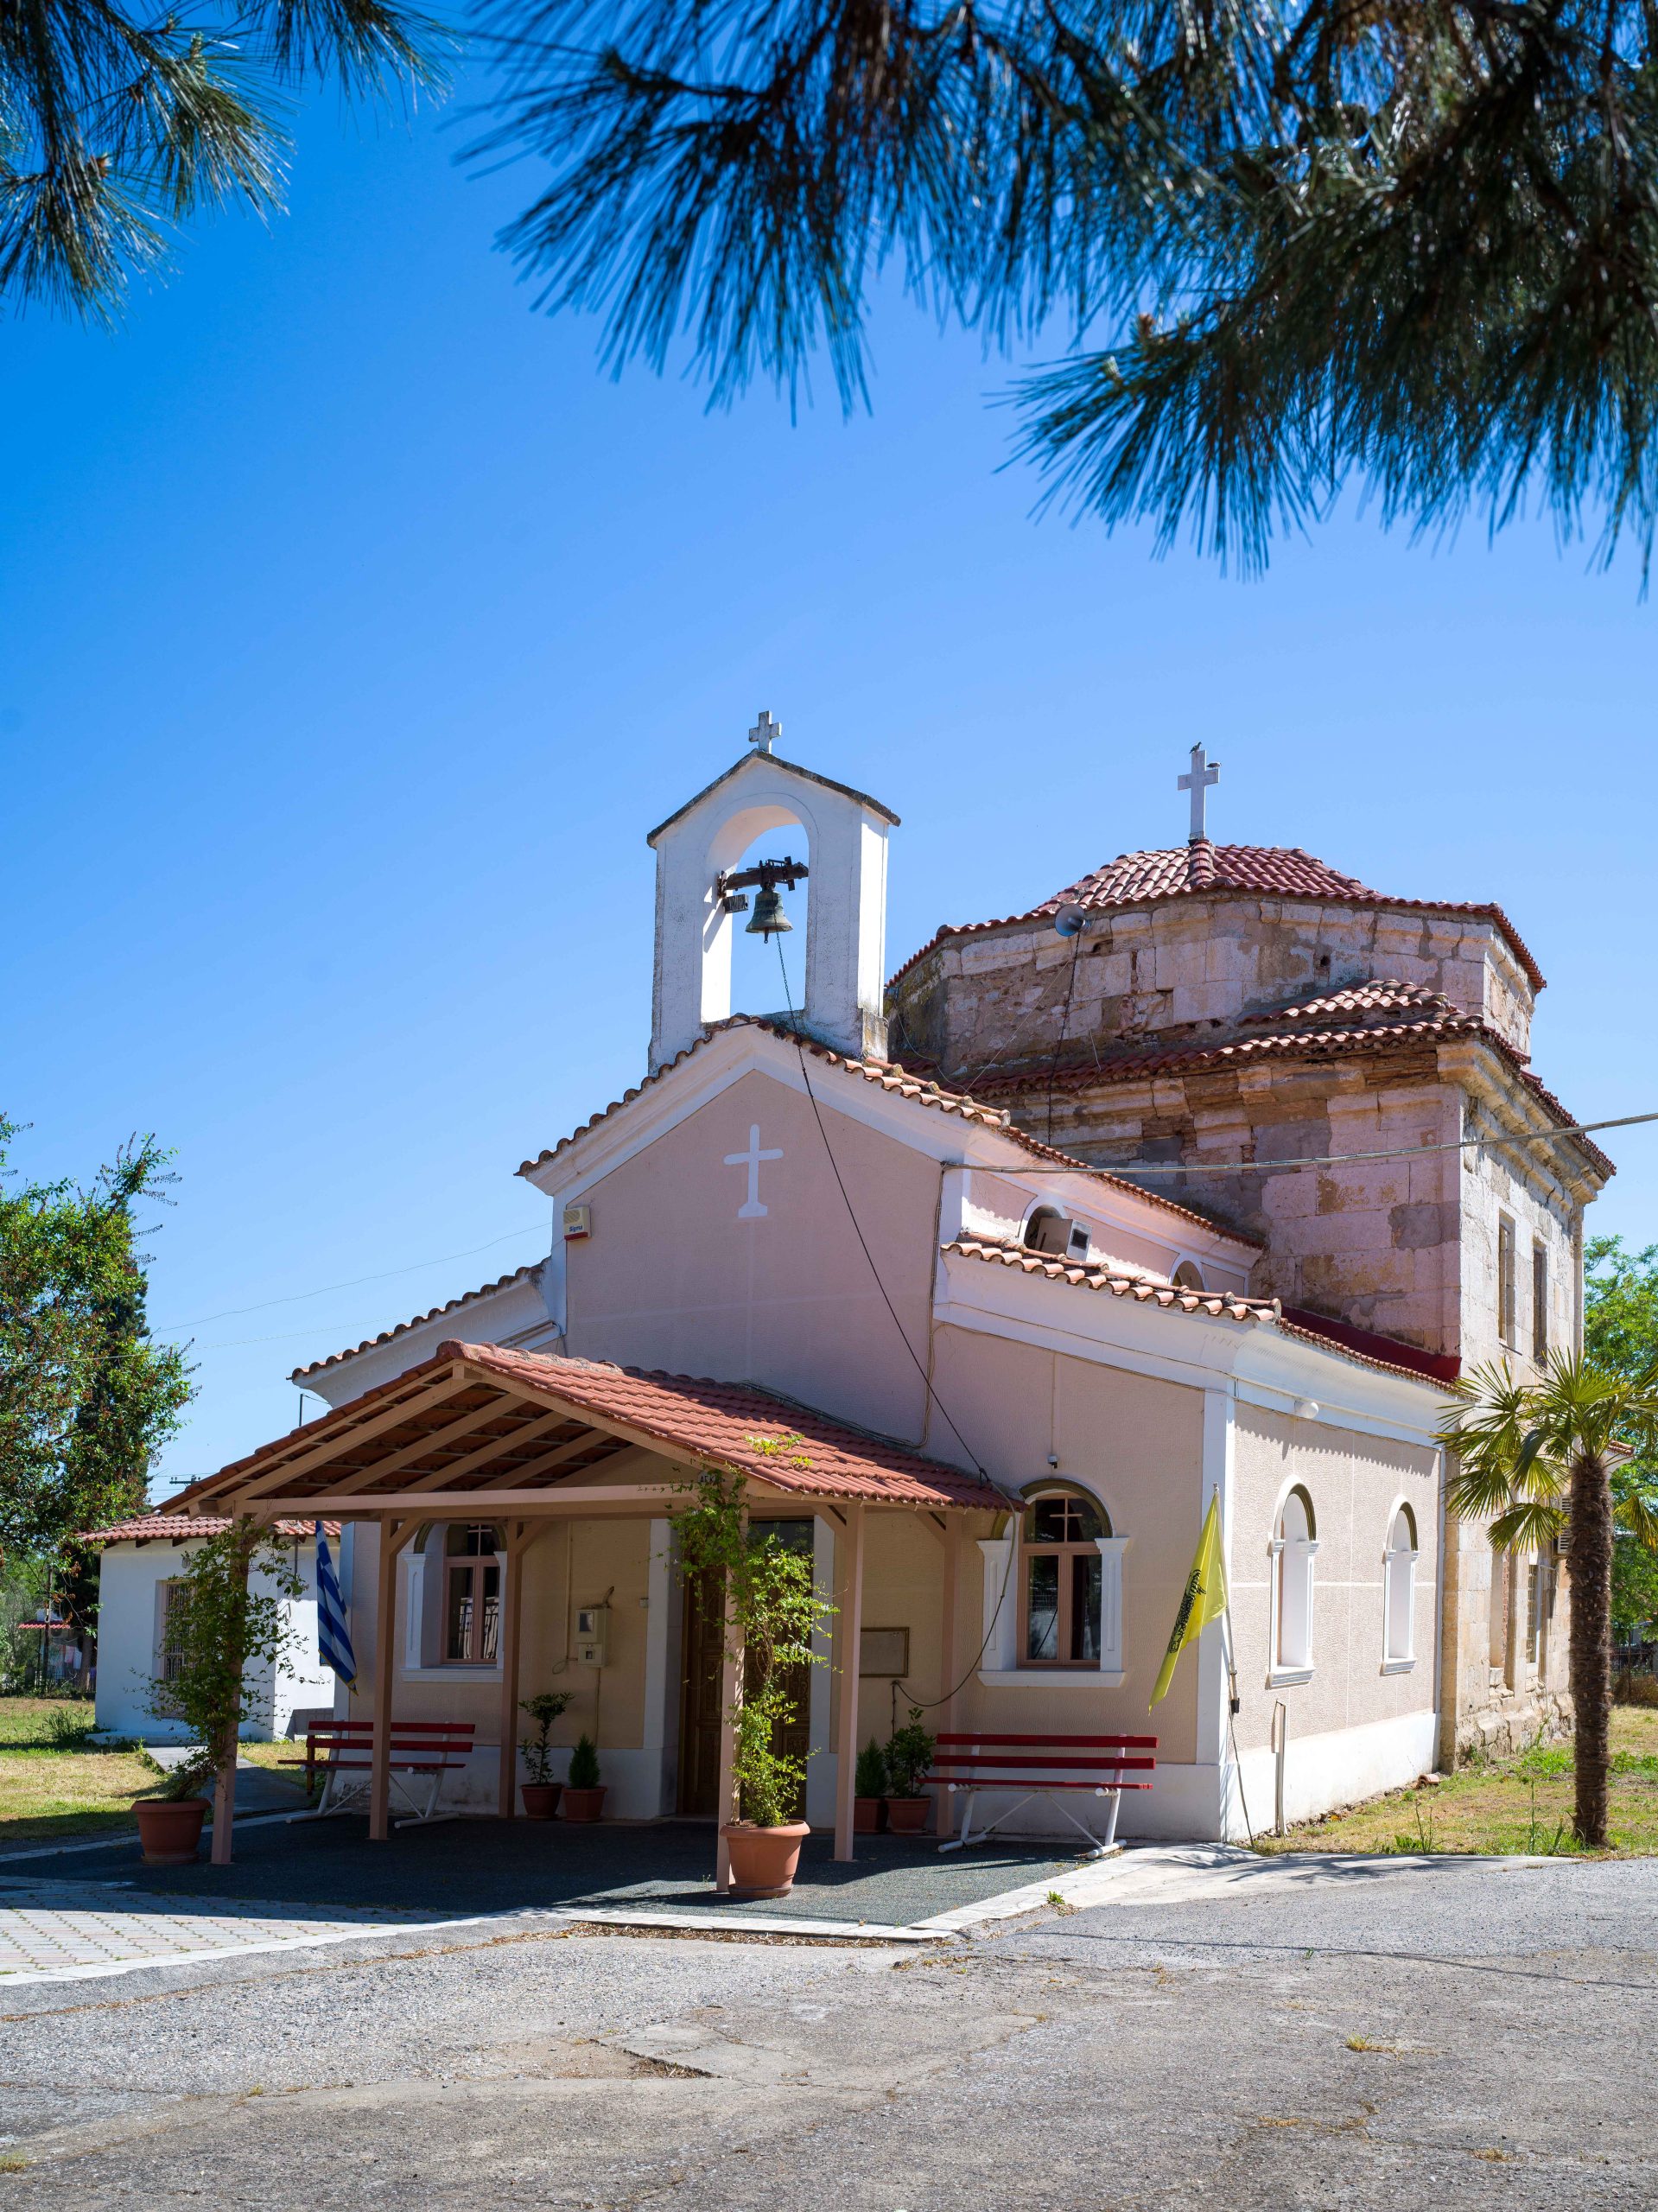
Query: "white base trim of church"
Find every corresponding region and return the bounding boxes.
[1226,1708,1439,1841]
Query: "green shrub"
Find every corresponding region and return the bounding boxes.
[567,1732,600,1789]
[884,1709,936,1798]
[854,1738,887,1797]
[519,1691,573,1786]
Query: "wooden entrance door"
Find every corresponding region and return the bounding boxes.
[677,1522,814,1819]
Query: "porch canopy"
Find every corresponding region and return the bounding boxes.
[175,1339,1007,1868]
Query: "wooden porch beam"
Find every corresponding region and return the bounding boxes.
[496,1519,553,1819]
[230,1373,467,1500]
[395,1410,588,1493]
[320,1401,523,1498]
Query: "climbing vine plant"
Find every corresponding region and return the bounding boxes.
[674,1464,835,1828]
[149,1518,302,1798]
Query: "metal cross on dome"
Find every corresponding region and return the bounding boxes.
[748,709,782,754]
[1178,742,1221,843]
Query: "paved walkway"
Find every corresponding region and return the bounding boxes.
[7,1815,1078,1929]
[0,1877,481,1983]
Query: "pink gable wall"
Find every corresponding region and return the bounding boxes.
[563,1070,948,1446]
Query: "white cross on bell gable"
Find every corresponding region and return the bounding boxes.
[725,1124,784,1218]
[748,710,782,755]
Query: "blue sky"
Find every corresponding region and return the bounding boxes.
[4,73,1655,1492]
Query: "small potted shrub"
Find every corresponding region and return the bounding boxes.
[854,1738,887,1834]
[561,1733,607,1821]
[883,1708,937,1834]
[518,1691,573,1818]
[134,1750,217,1865]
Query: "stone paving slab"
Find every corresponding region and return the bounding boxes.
[0,1878,492,1985]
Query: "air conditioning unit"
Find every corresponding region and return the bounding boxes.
[574,1604,609,1666]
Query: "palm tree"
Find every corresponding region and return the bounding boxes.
[1439,1355,1658,1848]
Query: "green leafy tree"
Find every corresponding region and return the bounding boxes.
[0,1122,194,1586]
[674,1469,834,1827]
[1585,1236,1658,1639]
[148,1517,302,1805]
[474,0,1658,568]
[1439,1355,1658,1847]
[2,0,447,318]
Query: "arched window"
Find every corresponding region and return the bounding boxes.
[1020,1489,1109,1664]
[1172,1261,1206,1293]
[444,1523,503,1663]
[1271,1487,1318,1677]
[1383,1504,1419,1667]
[1024,1207,1071,1257]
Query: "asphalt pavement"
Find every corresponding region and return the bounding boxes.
[1,1846,1654,2209]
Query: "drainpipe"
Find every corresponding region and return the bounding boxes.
[1271,1701,1288,1836]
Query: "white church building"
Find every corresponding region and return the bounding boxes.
[149,714,1572,1848]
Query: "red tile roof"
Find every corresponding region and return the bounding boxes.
[1243,979,1454,1024]
[79,1516,339,1544]
[443,1344,1008,1508]
[943,1240,1445,1389]
[513,1014,1259,1244]
[291,1264,545,1382]
[962,1014,1615,1182]
[178,1342,1010,1514]
[887,842,1546,992]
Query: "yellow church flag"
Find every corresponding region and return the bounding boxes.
[1150,1496,1228,1708]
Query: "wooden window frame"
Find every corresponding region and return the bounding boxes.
[1018,1491,1108,1669]
[441,1523,503,1666]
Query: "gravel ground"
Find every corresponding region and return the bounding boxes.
[1,1848,1654,2209]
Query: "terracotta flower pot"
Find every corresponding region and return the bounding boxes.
[854,1795,884,1834]
[722,1820,811,1897]
[561,1785,607,1823]
[884,1796,931,1835]
[520,1782,562,1821]
[134,1797,209,1866]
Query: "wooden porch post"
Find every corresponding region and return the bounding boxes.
[715,1506,748,1893]
[209,1526,254,1868]
[498,1520,547,1817]
[833,1503,866,1863]
[938,1517,959,1736]
[370,1517,410,1842]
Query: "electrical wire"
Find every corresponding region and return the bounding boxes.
[152,1224,546,1335]
[770,932,1016,1710]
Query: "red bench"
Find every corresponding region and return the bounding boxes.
[282,1719,476,1827]
[925,1731,1157,1857]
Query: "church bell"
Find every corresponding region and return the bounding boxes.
[745,886,792,936]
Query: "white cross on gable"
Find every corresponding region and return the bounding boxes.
[1178,742,1221,842]
[724,1124,784,1218]
[748,709,782,754]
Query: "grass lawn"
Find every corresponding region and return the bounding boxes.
[0,1699,314,1853]
[1256,1705,1658,1859]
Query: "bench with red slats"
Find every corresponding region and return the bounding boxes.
[924,1731,1158,1857]
[281,1719,476,1827]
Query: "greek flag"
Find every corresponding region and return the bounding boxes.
[314,1522,356,1684]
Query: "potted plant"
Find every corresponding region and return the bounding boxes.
[674,1465,836,1897]
[561,1732,607,1821]
[141,1519,301,1868]
[883,1708,937,1834]
[134,1750,217,1865]
[518,1691,573,1818]
[854,1738,887,1834]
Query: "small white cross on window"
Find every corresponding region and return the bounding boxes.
[748,709,781,754]
[724,1124,784,1218]
[1178,743,1220,843]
